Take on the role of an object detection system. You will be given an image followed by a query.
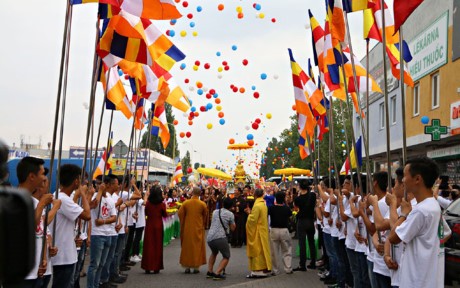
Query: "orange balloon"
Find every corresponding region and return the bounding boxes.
[194,111,199,117]
[237,12,244,19]
[196,81,203,88]
[179,132,185,138]
[239,87,245,93]
[292,104,297,111]
[215,98,221,104]
[247,140,255,146]
[229,138,235,144]
[218,112,224,118]
[173,119,179,125]
[218,4,224,11]
[188,120,193,125]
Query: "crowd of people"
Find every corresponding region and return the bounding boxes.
[0,152,456,288]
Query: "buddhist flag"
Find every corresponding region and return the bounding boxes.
[132,95,148,130]
[98,3,120,19]
[120,0,182,20]
[326,0,346,44]
[100,65,134,119]
[151,102,170,149]
[340,136,362,175]
[363,8,381,41]
[288,48,317,159]
[71,0,119,5]
[343,0,375,13]
[394,0,424,33]
[368,0,400,44]
[93,132,113,179]
[172,162,183,183]
[386,43,414,87]
[309,10,325,72]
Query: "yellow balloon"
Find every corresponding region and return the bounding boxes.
[259,12,265,19]
[266,113,272,119]
[218,67,223,72]
[180,30,187,37]
[207,123,213,129]
[192,31,198,37]
[236,6,243,13]
[216,105,222,111]
[193,65,199,71]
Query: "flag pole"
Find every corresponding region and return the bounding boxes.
[365,38,371,195]
[379,0,393,198]
[399,28,408,200]
[343,12,374,196]
[52,3,74,247]
[91,97,106,176]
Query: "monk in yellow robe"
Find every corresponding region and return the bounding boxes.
[245,188,272,278]
[178,187,208,273]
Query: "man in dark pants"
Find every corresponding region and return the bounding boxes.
[293,179,316,271]
[231,187,247,248]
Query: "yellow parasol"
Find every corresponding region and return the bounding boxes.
[273,168,311,176]
[227,143,253,150]
[197,167,233,181]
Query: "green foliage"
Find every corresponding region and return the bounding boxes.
[181,150,191,174]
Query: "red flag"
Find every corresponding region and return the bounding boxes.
[394,0,424,33]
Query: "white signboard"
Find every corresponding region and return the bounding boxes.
[451,100,460,135]
[408,11,448,81]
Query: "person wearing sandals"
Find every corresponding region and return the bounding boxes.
[245,188,272,278]
[206,197,236,280]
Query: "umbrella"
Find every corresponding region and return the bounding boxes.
[197,167,232,181]
[227,143,253,150]
[273,168,311,176]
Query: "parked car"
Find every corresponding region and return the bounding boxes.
[444,198,460,284]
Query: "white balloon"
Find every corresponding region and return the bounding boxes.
[217,74,223,79]
[273,74,279,80]
[189,86,195,91]
[245,126,250,130]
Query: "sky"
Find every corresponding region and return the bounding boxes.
[0,0,382,177]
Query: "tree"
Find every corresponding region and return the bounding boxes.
[182,150,191,174]
[140,103,179,159]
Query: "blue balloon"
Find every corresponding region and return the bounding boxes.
[170,19,177,25]
[206,103,213,109]
[341,129,345,133]
[189,22,195,28]
[213,94,218,98]
[288,148,292,152]
[169,30,175,37]
[231,45,238,51]
[191,106,196,112]
[255,4,262,10]
[189,99,193,105]
[118,69,123,76]
[196,6,202,12]
[282,153,285,157]
[216,51,221,56]
[260,73,267,80]
[219,119,225,125]
[180,63,186,70]
[251,85,256,90]
[247,134,254,140]
[197,89,203,95]
[421,116,430,125]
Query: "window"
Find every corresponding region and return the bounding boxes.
[379,102,385,129]
[432,73,440,109]
[391,96,397,125]
[413,83,420,116]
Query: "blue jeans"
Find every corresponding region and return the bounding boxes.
[374,272,392,288]
[323,233,337,278]
[367,259,378,288]
[101,235,118,283]
[87,235,111,288]
[73,240,87,287]
[332,237,345,287]
[356,252,371,288]
[346,248,361,288]
[52,264,76,288]
[111,234,126,278]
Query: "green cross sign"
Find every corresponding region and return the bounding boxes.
[424,119,448,141]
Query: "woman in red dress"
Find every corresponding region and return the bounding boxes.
[141,185,167,274]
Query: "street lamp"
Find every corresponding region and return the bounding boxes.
[194,150,203,167]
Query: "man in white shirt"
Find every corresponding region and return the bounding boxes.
[389,157,448,288]
[51,164,91,288]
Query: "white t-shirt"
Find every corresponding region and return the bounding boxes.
[121,191,135,227]
[354,196,368,254]
[385,207,403,286]
[437,196,451,210]
[26,197,52,279]
[106,193,118,236]
[338,197,347,240]
[325,199,339,237]
[135,199,146,228]
[112,193,126,235]
[344,194,357,250]
[51,192,83,266]
[322,197,331,234]
[90,193,117,236]
[396,197,443,288]
[372,196,390,277]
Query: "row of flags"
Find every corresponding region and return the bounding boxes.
[289,0,425,174]
[73,0,191,155]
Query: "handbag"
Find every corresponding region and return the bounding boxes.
[218,208,232,243]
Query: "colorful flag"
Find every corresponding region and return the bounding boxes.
[166,82,191,112]
[97,11,186,72]
[71,0,119,5]
[323,18,342,90]
[393,0,424,33]
[342,0,375,13]
[132,95,148,130]
[326,0,346,44]
[120,0,182,20]
[99,65,134,119]
[98,3,121,19]
[151,103,170,149]
[363,8,381,41]
[386,43,414,87]
[309,10,325,71]
[93,132,113,179]
[288,48,318,159]
[340,136,362,175]
[172,161,183,183]
[368,0,400,44]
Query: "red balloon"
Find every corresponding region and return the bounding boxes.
[242,59,248,65]
[232,86,238,93]
[182,1,189,7]
[187,167,193,174]
[209,89,216,95]
[194,60,200,66]
[224,66,230,71]
[187,13,193,19]
[184,78,189,83]
[253,92,260,99]
[230,84,235,89]
[271,18,276,23]
[186,131,192,138]
[200,106,206,112]
[222,61,228,66]
[206,93,212,99]
[204,63,211,69]
[255,118,261,124]
[252,123,259,130]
